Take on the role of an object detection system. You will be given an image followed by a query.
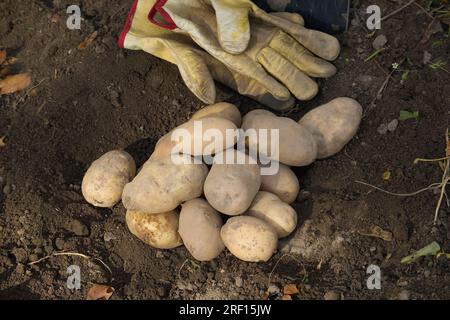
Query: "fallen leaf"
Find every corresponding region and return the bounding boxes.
[283,284,299,295]
[0,50,6,65]
[0,136,6,148]
[370,225,393,241]
[401,241,441,264]
[0,73,31,95]
[78,31,98,50]
[281,295,292,300]
[420,19,443,44]
[51,14,61,23]
[86,283,114,300]
[382,170,391,181]
[398,110,419,121]
[359,225,393,241]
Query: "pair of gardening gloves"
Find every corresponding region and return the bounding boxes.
[119,0,341,110]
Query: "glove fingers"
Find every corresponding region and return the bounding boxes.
[165,6,291,101]
[202,52,295,111]
[293,28,341,61]
[210,0,251,54]
[257,47,318,101]
[164,40,216,104]
[269,31,337,78]
[252,6,340,61]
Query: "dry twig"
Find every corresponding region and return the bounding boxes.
[28,251,112,277]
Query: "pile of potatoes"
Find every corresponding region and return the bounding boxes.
[81,97,362,262]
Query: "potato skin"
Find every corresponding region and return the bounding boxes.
[220,216,278,262]
[204,150,261,215]
[260,163,299,204]
[179,198,224,261]
[242,109,317,166]
[191,102,242,127]
[150,116,237,160]
[247,191,298,238]
[122,155,208,213]
[126,210,182,249]
[298,97,362,159]
[81,150,136,207]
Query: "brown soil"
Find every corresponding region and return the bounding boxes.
[0,0,449,300]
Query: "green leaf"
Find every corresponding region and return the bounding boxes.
[399,110,419,121]
[401,241,441,264]
[364,48,386,62]
[401,70,409,82]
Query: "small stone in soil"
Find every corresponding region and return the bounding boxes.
[377,123,388,135]
[2,184,11,194]
[235,276,243,288]
[387,119,398,132]
[103,231,116,242]
[423,51,432,65]
[372,35,387,50]
[324,290,341,300]
[55,237,66,250]
[267,285,280,295]
[67,219,89,236]
[157,286,167,297]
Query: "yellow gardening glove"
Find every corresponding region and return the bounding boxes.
[153,0,340,101]
[119,0,294,110]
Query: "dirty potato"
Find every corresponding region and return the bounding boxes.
[260,162,299,204]
[122,155,208,213]
[298,97,362,158]
[179,198,224,261]
[150,116,237,160]
[126,210,182,249]
[247,191,298,238]
[191,102,242,127]
[82,150,136,207]
[242,109,317,166]
[220,216,278,262]
[204,149,261,215]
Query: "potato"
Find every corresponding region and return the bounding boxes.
[191,102,241,127]
[126,210,182,249]
[298,97,362,159]
[122,155,208,213]
[260,163,299,204]
[204,150,261,215]
[81,150,136,207]
[179,198,224,261]
[220,216,278,262]
[247,191,297,238]
[150,116,237,160]
[242,109,317,166]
